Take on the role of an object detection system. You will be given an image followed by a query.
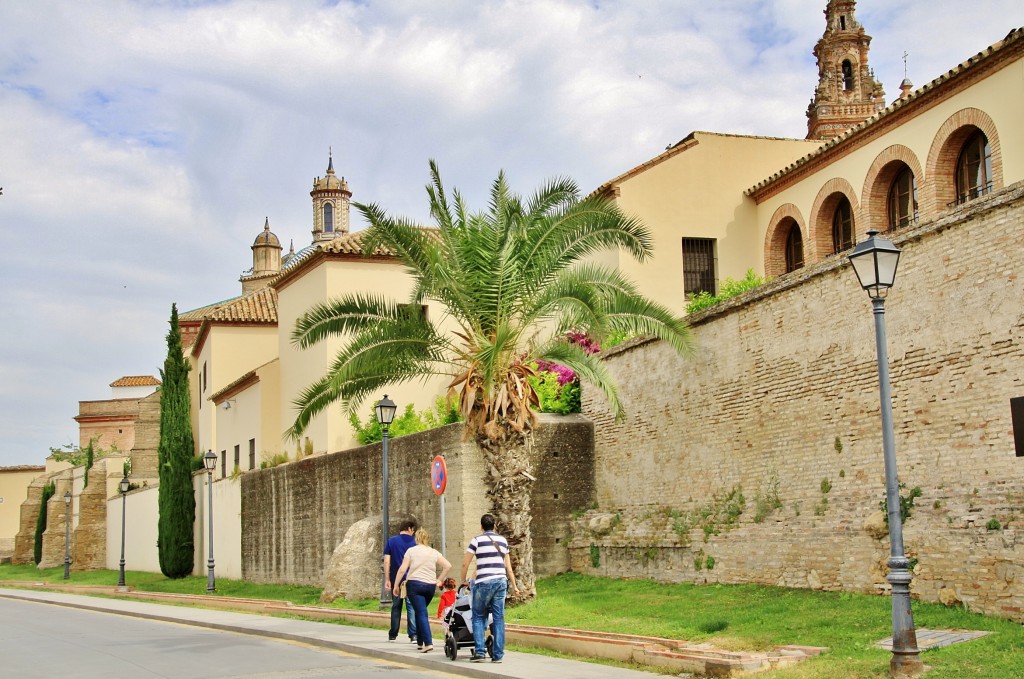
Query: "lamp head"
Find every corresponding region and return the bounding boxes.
[63,490,71,505]
[120,476,130,494]
[848,229,901,299]
[203,449,218,473]
[375,394,398,426]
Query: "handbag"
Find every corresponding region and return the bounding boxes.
[398,580,407,598]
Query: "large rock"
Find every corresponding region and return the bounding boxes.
[321,517,383,603]
[862,511,889,540]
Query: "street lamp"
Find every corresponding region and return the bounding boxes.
[203,450,218,593]
[63,491,72,580]
[376,394,398,609]
[848,229,923,676]
[118,475,130,590]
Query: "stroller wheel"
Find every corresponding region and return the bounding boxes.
[444,636,457,660]
[485,635,494,659]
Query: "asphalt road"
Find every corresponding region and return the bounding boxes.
[0,597,461,679]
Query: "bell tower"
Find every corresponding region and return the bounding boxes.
[310,149,352,242]
[806,0,886,140]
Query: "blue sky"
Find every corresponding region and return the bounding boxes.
[0,0,1021,466]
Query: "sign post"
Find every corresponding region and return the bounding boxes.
[431,456,448,556]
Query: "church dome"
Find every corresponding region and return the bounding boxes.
[253,218,281,247]
[312,154,351,193]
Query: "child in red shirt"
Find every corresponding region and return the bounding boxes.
[436,578,457,618]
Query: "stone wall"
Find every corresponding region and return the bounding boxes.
[12,471,64,565]
[38,475,75,569]
[575,183,1024,621]
[128,391,161,479]
[73,458,120,570]
[241,415,594,585]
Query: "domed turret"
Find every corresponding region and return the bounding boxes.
[242,217,283,292]
[311,149,352,242]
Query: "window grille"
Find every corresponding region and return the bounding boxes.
[682,238,716,296]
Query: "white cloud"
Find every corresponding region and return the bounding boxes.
[0,0,1022,464]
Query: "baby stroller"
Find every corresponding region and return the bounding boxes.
[442,584,493,660]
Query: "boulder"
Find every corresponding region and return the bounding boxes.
[862,511,889,540]
[938,587,961,607]
[321,517,383,603]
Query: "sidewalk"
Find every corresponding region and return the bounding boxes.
[0,586,657,679]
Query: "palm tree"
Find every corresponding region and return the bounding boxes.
[289,161,693,599]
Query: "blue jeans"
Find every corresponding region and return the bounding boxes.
[388,589,416,640]
[406,580,436,647]
[472,577,507,660]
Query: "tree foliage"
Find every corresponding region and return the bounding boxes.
[289,162,694,599]
[157,303,196,578]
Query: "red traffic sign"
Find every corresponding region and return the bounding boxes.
[431,456,447,496]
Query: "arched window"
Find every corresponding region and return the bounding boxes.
[323,202,334,232]
[785,225,804,273]
[832,197,854,253]
[955,131,992,205]
[887,167,918,230]
[842,60,854,91]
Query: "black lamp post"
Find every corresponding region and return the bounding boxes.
[62,490,72,580]
[375,395,398,609]
[203,449,218,593]
[118,475,130,589]
[848,229,923,676]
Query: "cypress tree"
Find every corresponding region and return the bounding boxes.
[157,303,196,578]
[33,481,56,565]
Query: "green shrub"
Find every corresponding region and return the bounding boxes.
[685,269,767,314]
[881,483,923,526]
[753,471,783,523]
[697,619,728,633]
[349,396,461,444]
[260,452,290,469]
[589,544,600,568]
[33,482,56,565]
[530,370,581,414]
[986,518,1002,531]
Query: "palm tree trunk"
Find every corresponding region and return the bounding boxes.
[478,432,537,602]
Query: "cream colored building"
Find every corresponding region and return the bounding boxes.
[181,155,450,475]
[596,3,1023,319]
[0,465,45,558]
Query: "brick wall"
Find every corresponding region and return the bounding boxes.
[241,415,594,585]
[576,183,1024,621]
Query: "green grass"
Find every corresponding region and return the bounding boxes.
[2,566,1022,677]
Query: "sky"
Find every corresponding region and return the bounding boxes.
[1,0,1021,467]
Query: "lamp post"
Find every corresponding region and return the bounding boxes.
[376,395,398,609]
[62,491,72,580]
[848,229,923,676]
[203,450,218,593]
[117,475,130,589]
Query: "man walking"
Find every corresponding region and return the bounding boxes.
[460,513,519,663]
[383,518,417,642]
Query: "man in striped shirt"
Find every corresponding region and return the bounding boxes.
[460,513,519,663]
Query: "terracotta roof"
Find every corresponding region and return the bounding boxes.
[746,26,1024,197]
[205,286,278,323]
[109,376,161,388]
[180,298,238,322]
[0,465,46,473]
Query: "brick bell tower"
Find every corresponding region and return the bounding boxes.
[806,0,886,140]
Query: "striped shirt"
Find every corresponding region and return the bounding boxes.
[466,531,509,582]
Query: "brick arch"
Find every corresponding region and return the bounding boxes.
[808,177,860,262]
[860,145,925,232]
[764,203,808,277]
[925,107,1003,214]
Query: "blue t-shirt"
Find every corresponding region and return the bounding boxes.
[384,533,417,581]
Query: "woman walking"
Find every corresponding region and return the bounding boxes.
[393,528,451,652]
